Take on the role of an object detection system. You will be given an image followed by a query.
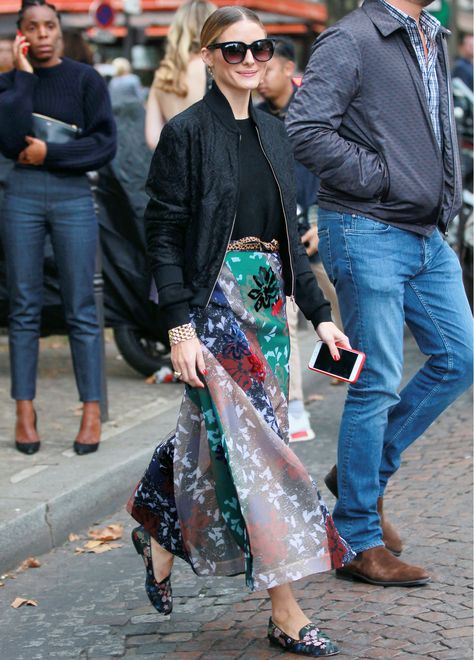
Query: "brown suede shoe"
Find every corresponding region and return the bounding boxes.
[324,465,403,556]
[336,546,430,587]
[377,495,403,556]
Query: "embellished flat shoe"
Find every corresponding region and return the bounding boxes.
[268,618,340,656]
[131,525,173,615]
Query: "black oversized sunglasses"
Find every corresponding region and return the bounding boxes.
[207,39,275,64]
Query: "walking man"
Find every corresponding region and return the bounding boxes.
[287,0,473,586]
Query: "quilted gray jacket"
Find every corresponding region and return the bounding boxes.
[286,0,462,235]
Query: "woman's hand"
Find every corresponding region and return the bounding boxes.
[17,137,47,166]
[13,34,33,74]
[171,337,206,388]
[316,321,351,360]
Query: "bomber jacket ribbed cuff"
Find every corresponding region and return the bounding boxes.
[310,303,333,331]
[164,302,192,333]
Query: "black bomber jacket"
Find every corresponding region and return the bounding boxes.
[144,82,331,331]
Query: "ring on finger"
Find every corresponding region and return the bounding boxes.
[173,370,182,379]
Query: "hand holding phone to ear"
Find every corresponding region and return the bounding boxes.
[13,32,33,74]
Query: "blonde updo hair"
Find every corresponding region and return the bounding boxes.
[200,5,265,49]
[154,0,216,97]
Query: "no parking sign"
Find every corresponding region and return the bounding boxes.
[89,1,115,29]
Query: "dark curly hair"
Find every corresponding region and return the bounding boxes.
[17,0,61,29]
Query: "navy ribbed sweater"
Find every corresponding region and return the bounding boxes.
[0,57,116,172]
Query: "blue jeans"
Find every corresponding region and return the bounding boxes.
[1,168,101,402]
[318,209,473,553]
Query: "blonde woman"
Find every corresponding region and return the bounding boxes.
[129,6,355,656]
[145,0,216,149]
[109,57,144,106]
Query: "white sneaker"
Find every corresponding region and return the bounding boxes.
[289,410,316,443]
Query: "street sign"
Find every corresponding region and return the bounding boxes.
[90,1,115,29]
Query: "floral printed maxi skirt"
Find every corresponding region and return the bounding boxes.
[128,249,354,591]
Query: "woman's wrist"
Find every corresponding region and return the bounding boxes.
[168,323,197,346]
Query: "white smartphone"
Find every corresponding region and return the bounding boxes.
[308,341,366,383]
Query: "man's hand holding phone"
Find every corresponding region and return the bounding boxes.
[13,31,33,74]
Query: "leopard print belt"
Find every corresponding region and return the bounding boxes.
[227,236,280,253]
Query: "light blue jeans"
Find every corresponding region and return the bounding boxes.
[317,210,473,553]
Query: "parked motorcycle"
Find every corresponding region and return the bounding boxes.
[452,77,473,308]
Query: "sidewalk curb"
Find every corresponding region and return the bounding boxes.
[0,403,180,573]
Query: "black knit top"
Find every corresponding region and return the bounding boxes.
[232,118,284,243]
[0,57,116,172]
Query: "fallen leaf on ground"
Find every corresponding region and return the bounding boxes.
[17,557,41,572]
[305,394,325,402]
[90,544,114,554]
[0,582,4,587]
[145,375,155,384]
[68,533,80,542]
[11,597,38,608]
[76,542,124,555]
[83,540,104,550]
[74,524,125,555]
[1,573,16,580]
[88,523,123,542]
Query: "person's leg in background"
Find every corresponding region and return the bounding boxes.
[311,255,345,388]
[1,168,46,453]
[287,298,315,442]
[311,257,343,331]
[48,173,102,454]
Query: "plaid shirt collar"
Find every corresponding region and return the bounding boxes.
[378,0,441,40]
[377,0,442,148]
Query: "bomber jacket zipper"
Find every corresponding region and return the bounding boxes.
[205,133,240,307]
[254,125,296,299]
[441,34,459,236]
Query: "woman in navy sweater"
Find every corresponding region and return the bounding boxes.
[0,0,116,455]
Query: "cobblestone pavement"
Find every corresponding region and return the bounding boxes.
[0,332,472,660]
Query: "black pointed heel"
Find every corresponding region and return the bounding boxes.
[15,440,40,455]
[15,411,40,455]
[131,525,173,615]
[73,441,99,455]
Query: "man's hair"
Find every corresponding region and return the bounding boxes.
[271,37,295,63]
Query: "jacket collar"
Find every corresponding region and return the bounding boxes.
[362,0,449,37]
[203,81,260,133]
